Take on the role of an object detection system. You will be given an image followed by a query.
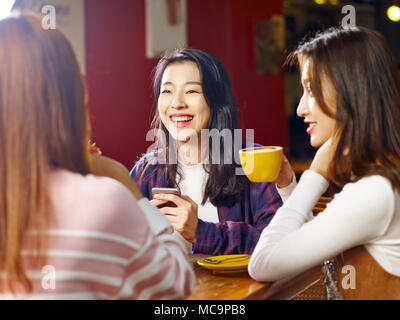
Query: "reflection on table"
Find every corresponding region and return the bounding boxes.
[187,254,322,300]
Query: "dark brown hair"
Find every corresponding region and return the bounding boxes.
[0,13,91,292]
[288,27,400,190]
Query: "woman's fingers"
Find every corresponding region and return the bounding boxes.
[158,206,181,216]
[310,137,335,178]
[154,194,198,243]
[159,207,196,243]
[275,155,295,188]
[153,193,188,207]
[180,194,198,207]
[149,198,168,207]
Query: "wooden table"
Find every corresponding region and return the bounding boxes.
[187,254,323,300]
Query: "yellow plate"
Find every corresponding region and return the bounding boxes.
[197,254,250,273]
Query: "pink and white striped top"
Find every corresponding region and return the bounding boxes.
[0,169,194,299]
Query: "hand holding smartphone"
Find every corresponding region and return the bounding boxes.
[151,187,181,208]
[151,187,181,197]
[151,187,198,243]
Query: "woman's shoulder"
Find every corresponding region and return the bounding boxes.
[49,168,139,213]
[339,174,396,218]
[130,151,166,178]
[346,175,394,194]
[51,168,127,191]
[48,168,151,250]
[132,151,159,168]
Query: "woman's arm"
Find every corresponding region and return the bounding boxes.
[151,179,283,255]
[248,171,395,282]
[275,173,297,203]
[89,179,194,299]
[192,182,283,255]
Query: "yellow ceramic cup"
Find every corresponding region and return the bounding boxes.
[239,146,283,182]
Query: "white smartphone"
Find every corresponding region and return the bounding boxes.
[151,187,181,197]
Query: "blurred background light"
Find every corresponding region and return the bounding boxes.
[313,0,327,4]
[387,5,400,22]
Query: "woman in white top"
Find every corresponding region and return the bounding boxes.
[249,27,400,286]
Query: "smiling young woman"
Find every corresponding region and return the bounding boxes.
[158,61,211,143]
[130,48,285,255]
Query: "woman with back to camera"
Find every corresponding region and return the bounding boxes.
[0,13,193,299]
[130,48,289,255]
[248,27,400,295]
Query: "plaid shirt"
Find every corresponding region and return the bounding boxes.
[130,154,283,255]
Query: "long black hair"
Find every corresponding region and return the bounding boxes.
[288,27,400,191]
[148,48,246,207]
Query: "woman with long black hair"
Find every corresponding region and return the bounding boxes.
[130,48,286,255]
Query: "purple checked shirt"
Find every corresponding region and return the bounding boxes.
[130,154,283,255]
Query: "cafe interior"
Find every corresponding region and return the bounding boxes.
[1,0,400,301]
[6,0,397,173]
[46,0,400,173]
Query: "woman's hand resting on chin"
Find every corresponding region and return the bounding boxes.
[310,137,336,180]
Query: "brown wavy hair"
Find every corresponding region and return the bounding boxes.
[0,13,91,293]
[288,27,400,191]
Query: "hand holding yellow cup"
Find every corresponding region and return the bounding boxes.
[239,146,283,182]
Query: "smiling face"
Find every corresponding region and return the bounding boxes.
[158,61,211,144]
[296,58,337,148]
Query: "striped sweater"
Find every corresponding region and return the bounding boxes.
[0,169,194,299]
